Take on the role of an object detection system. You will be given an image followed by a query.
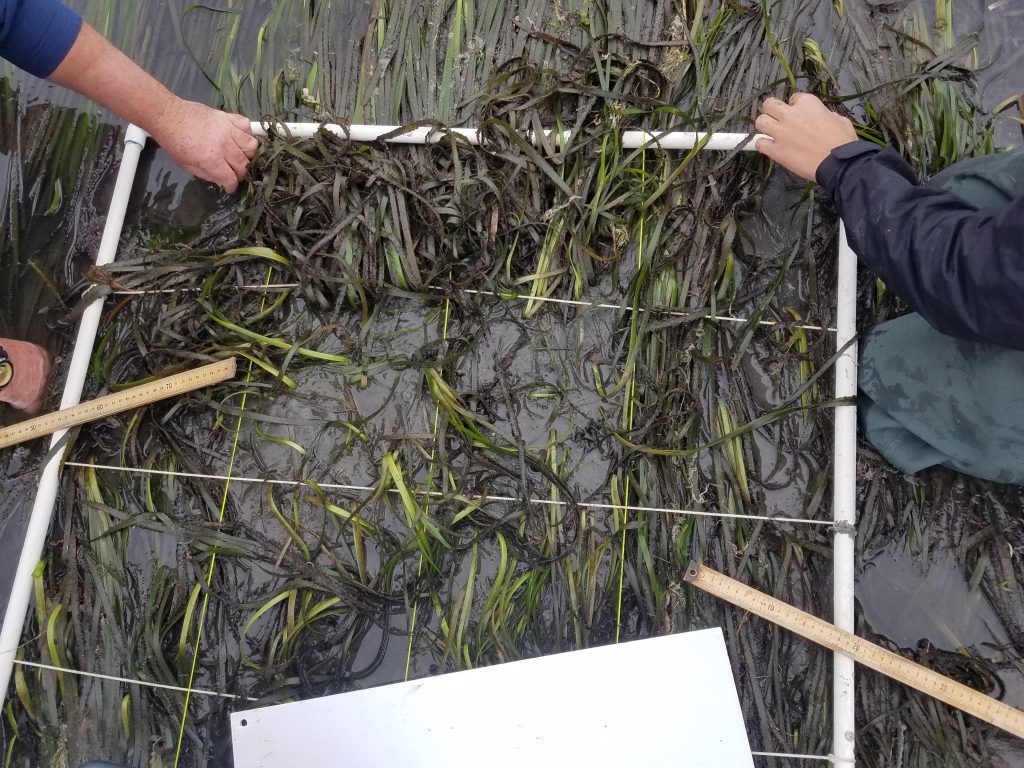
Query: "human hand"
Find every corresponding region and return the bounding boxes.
[754,93,858,182]
[0,339,52,414]
[150,99,258,193]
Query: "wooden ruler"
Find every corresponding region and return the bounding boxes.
[684,561,1024,739]
[0,358,237,449]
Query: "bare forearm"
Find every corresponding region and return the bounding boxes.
[47,22,175,138]
[46,21,257,192]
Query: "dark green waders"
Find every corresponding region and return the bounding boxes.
[859,149,1024,484]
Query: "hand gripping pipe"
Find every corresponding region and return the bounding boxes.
[0,124,149,705]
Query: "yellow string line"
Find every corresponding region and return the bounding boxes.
[615,146,645,643]
[173,267,272,766]
[403,288,453,681]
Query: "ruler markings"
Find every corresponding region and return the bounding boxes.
[0,358,236,449]
[684,561,1024,739]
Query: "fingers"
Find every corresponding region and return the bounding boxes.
[228,112,259,156]
[194,150,245,193]
[226,144,249,178]
[220,115,258,191]
[761,96,789,119]
[793,92,828,112]
[754,113,779,137]
[210,143,251,194]
[756,96,792,159]
[228,111,258,166]
[758,92,823,138]
[205,129,254,194]
[754,136,779,162]
[228,113,253,133]
[764,92,821,117]
[198,149,244,193]
[754,91,856,181]
[213,159,240,193]
[233,126,259,159]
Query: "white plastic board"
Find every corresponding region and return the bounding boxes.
[231,628,753,768]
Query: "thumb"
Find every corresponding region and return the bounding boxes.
[755,136,781,162]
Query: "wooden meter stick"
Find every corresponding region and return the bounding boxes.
[684,561,1024,740]
[0,358,236,449]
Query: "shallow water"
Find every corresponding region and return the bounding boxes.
[1,1,1023,766]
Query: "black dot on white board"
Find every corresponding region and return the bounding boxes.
[240,719,248,727]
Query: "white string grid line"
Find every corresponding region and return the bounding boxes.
[104,284,836,333]
[13,659,842,765]
[66,461,837,527]
[13,658,256,702]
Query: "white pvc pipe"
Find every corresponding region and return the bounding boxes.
[832,223,858,766]
[250,122,764,151]
[0,124,148,706]
[5,121,854,768]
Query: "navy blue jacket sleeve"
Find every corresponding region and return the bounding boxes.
[816,141,1024,350]
[0,0,82,78]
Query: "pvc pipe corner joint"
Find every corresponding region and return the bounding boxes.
[125,124,149,148]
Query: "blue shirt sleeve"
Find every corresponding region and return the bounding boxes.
[0,0,82,78]
[817,141,1024,350]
